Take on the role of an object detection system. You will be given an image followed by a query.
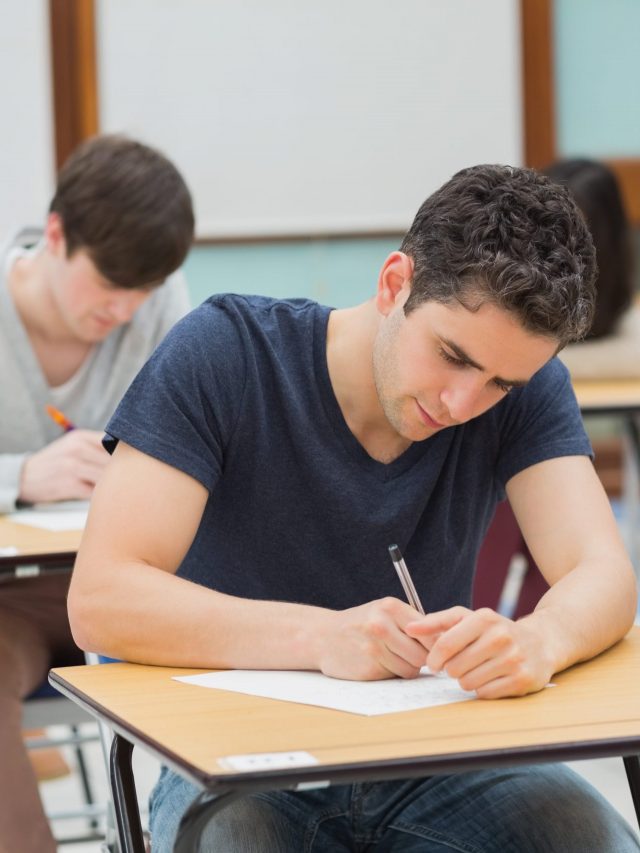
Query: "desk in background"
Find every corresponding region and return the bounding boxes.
[573,378,640,574]
[0,514,83,578]
[51,627,640,853]
[573,378,640,417]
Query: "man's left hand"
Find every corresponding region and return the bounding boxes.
[405,606,554,698]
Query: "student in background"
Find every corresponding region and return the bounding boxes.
[70,165,638,852]
[549,158,639,378]
[475,158,639,620]
[0,134,194,853]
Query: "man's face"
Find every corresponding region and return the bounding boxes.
[372,294,559,441]
[50,249,153,343]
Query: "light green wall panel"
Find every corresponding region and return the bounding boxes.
[183,237,401,308]
[555,0,640,157]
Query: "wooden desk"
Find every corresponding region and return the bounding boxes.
[51,627,640,853]
[573,378,640,571]
[0,515,83,577]
[573,378,640,417]
[573,377,640,503]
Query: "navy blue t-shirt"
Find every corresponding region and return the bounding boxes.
[105,294,592,612]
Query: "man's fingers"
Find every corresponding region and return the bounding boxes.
[380,648,423,680]
[474,672,542,700]
[386,631,430,671]
[65,431,109,462]
[405,606,469,643]
[318,597,432,681]
[423,609,503,672]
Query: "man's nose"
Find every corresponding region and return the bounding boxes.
[108,292,145,322]
[440,376,486,424]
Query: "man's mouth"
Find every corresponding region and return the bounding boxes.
[415,400,446,429]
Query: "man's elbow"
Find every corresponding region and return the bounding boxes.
[67,575,104,653]
[625,581,639,632]
[614,564,638,637]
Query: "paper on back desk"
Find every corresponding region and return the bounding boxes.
[7,501,89,532]
[174,667,475,716]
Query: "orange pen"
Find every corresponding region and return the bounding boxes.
[45,404,76,432]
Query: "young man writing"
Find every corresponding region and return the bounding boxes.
[0,134,194,852]
[70,165,639,851]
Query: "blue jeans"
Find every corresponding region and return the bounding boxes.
[149,764,640,852]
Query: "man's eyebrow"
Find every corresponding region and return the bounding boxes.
[440,338,529,389]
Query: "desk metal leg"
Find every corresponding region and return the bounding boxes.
[109,734,146,853]
[174,789,246,853]
[625,416,640,464]
[623,755,640,830]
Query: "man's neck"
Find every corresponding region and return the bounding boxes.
[8,250,93,385]
[9,250,71,344]
[326,301,412,464]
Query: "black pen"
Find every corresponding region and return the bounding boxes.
[388,544,425,615]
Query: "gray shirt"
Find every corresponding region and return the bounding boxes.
[0,232,191,511]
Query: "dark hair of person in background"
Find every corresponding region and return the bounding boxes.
[49,134,195,290]
[543,158,634,340]
[400,164,596,348]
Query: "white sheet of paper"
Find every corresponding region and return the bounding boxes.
[0,546,19,557]
[174,667,476,716]
[7,501,89,532]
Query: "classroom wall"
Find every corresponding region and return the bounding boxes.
[0,2,54,238]
[96,0,522,241]
[554,0,640,291]
[183,237,400,308]
[554,0,640,158]
[3,1,640,305]
[93,0,519,307]
[183,0,640,308]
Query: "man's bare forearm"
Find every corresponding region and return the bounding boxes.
[522,556,637,675]
[68,560,331,670]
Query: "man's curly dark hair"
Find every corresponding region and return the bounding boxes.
[401,164,597,347]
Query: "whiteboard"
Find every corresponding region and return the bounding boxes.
[97,0,522,239]
[0,1,54,236]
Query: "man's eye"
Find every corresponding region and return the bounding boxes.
[493,379,513,394]
[439,348,464,367]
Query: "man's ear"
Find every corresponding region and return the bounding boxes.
[44,212,67,258]
[375,252,414,316]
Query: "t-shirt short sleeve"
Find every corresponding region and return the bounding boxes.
[493,356,592,490]
[104,298,247,493]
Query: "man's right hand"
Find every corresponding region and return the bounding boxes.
[315,597,428,681]
[19,430,109,504]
